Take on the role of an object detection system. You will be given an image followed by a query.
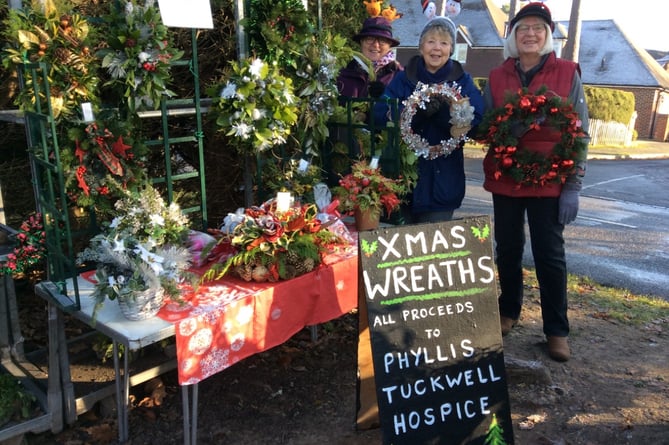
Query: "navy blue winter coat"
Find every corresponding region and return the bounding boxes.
[373,56,484,216]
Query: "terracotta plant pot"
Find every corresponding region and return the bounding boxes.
[354,207,380,231]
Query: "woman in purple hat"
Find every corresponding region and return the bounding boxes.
[337,16,403,98]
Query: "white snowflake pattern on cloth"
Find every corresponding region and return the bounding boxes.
[188,328,213,355]
[180,357,198,374]
[179,318,198,337]
[230,333,245,352]
[236,304,253,325]
[336,279,346,291]
[199,347,231,379]
[189,304,225,324]
[163,302,192,313]
[194,286,246,306]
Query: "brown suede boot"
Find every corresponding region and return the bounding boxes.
[547,336,570,362]
[500,316,518,336]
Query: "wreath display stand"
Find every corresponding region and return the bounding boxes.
[9,24,207,444]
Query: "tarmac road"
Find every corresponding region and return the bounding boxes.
[460,153,669,300]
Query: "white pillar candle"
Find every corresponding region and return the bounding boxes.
[276,192,292,213]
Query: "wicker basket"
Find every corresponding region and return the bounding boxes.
[117,287,165,321]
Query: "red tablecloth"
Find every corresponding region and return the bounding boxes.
[156,245,358,385]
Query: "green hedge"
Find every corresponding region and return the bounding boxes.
[584,85,635,124]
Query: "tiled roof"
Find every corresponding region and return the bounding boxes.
[392,0,506,48]
[562,19,669,89]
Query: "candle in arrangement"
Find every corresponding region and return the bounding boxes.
[276,191,292,213]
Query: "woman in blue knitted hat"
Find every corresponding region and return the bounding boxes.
[372,16,484,224]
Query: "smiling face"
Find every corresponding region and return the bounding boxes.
[419,29,453,73]
[514,17,548,57]
[361,36,393,62]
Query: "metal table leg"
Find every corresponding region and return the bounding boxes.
[112,340,131,443]
[182,383,198,445]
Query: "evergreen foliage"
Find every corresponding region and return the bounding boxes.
[584,85,635,124]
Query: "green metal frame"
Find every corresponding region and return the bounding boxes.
[26,29,208,311]
[21,61,81,312]
[141,29,208,230]
[323,96,402,183]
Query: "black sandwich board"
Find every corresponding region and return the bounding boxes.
[358,216,514,445]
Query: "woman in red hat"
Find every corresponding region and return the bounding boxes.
[480,2,590,362]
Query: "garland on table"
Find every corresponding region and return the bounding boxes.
[201,201,344,283]
[477,86,588,187]
[400,81,475,160]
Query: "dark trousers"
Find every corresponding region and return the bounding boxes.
[492,194,569,337]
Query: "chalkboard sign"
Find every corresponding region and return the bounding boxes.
[358,216,514,445]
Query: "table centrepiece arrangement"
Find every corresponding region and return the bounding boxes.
[200,198,348,283]
[77,185,193,321]
[332,160,405,230]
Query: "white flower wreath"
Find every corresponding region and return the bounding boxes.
[400,81,475,160]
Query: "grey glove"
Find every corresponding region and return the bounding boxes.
[558,181,581,225]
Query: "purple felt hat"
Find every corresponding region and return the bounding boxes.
[353,17,400,47]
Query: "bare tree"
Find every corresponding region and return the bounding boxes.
[562,0,582,62]
[507,0,519,36]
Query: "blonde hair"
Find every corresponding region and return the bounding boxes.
[503,22,554,59]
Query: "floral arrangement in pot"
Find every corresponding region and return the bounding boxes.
[0,213,46,281]
[332,160,405,228]
[97,0,183,112]
[77,185,192,321]
[201,200,345,283]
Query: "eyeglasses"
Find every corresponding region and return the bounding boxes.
[516,24,546,35]
[362,37,390,46]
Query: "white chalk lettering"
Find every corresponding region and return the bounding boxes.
[401,301,475,322]
[381,364,501,404]
[382,340,474,373]
[478,256,495,283]
[377,225,469,260]
[392,397,490,435]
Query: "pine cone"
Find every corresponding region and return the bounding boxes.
[53,47,73,63]
[282,264,298,280]
[234,263,253,281]
[293,259,308,276]
[303,257,316,272]
[252,264,270,282]
[285,250,301,266]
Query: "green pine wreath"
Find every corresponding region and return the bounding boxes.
[477,86,588,187]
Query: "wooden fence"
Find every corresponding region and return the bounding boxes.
[588,118,635,146]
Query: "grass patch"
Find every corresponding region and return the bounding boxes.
[522,268,669,325]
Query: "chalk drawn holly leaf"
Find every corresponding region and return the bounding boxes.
[471,224,490,242]
[361,239,378,257]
